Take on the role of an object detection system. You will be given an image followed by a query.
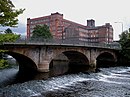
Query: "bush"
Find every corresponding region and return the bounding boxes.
[0,59,9,69]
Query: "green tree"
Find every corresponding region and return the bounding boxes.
[0,33,20,69]
[4,28,12,33]
[0,59,8,69]
[0,0,25,27]
[31,25,53,40]
[119,30,130,59]
[0,33,20,43]
[0,0,24,69]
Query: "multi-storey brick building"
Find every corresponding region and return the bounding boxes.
[27,12,113,43]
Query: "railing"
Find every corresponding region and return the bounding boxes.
[2,38,121,50]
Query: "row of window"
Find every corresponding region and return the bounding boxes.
[30,23,50,29]
[30,18,50,24]
[78,38,105,42]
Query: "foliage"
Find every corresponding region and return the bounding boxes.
[0,0,25,27]
[0,59,9,69]
[119,30,130,59]
[0,52,17,69]
[0,32,20,69]
[4,28,13,33]
[0,50,8,59]
[31,25,53,40]
[0,33,20,43]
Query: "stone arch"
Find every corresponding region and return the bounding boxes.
[49,50,90,73]
[3,51,38,73]
[99,51,117,60]
[49,53,68,68]
[63,51,89,65]
[63,51,90,73]
[49,53,69,76]
[96,51,117,68]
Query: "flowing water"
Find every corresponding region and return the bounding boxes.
[1,66,130,97]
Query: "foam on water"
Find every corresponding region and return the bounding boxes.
[1,66,130,97]
[96,67,130,85]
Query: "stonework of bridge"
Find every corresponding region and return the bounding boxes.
[0,43,119,73]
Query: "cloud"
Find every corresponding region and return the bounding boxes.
[11,23,26,35]
[0,22,26,35]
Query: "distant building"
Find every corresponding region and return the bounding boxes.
[27,12,113,43]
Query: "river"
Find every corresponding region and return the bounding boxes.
[1,66,130,97]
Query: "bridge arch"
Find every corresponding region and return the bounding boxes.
[49,50,90,73]
[96,51,117,68]
[2,51,38,73]
[63,51,89,65]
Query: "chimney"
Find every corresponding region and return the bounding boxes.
[87,19,95,27]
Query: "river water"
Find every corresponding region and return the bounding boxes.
[1,66,130,97]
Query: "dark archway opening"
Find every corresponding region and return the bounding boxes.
[6,51,37,73]
[63,51,89,73]
[49,51,89,77]
[49,53,69,77]
[96,52,116,68]
[49,51,89,76]
[0,51,38,87]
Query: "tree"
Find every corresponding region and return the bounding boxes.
[0,59,8,69]
[119,30,130,59]
[0,33,20,69]
[0,0,25,27]
[0,33,20,43]
[31,25,53,40]
[4,28,12,33]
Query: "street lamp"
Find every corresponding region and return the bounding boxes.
[114,22,123,32]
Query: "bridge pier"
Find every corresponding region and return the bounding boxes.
[37,61,50,72]
[89,60,97,72]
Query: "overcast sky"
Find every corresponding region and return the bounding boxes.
[11,0,130,40]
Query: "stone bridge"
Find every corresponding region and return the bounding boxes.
[0,42,120,73]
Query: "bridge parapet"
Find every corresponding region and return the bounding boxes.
[2,38,121,50]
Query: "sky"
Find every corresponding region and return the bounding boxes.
[9,0,130,40]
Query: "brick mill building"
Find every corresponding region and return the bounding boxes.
[27,12,113,43]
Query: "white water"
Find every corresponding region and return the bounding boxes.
[1,66,130,97]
